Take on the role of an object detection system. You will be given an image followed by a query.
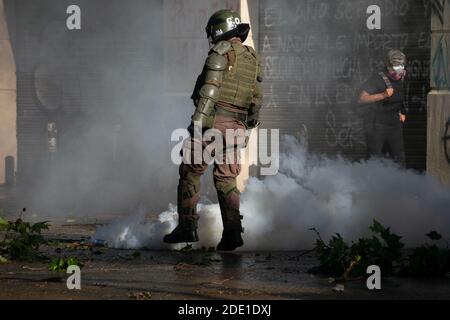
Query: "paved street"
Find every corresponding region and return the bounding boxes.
[1,223,450,300]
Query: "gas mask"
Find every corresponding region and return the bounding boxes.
[386,49,406,80]
[388,64,406,80]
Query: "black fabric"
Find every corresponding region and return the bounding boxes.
[360,72,407,166]
[366,122,405,165]
[360,72,406,126]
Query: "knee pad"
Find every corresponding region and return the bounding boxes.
[214,179,239,198]
[178,165,201,208]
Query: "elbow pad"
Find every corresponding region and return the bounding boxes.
[192,84,220,126]
[192,52,228,128]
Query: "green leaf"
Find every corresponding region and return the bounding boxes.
[369,219,386,235]
[0,216,8,229]
[49,257,84,273]
[2,218,49,260]
[31,222,50,233]
[0,255,8,264]
[49,259,62,272]
[426,231,442,241]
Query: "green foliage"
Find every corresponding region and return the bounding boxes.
[350,220,404,275]
[0,216,8,230]
[426,231,442,241]
[310,220,404,278]
[310,229,351,276]
[49,257,84,273]
[0,217,49,260]
[401,231,450,277]
[0,255,8,264]
[311,222,450,279]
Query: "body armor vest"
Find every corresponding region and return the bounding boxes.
[218,42,259,110]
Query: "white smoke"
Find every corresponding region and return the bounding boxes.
[94,135,450,250]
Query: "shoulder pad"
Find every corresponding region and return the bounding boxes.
[206,52,228,71]
[231,42,245,54]
[211,41,232,55]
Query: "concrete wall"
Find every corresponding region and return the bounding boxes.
[163,0,240,97]
[238,0,259,190]
[0,0,16,184]
[427,0,450,184]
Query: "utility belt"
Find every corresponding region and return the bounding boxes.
[215,106,248,123]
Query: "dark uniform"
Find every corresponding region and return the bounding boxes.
[361,72,406,164]
[164,10,262,251]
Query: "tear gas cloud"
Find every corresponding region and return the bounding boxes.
[13,0,200,216]
[95,136,450,250]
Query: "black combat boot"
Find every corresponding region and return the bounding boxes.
[163,221,199,244]
[217,228,243,251]
[217,217,244,251]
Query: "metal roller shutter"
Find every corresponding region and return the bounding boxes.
[259,0,430,170]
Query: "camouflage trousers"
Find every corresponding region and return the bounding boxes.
[178,115,246,228]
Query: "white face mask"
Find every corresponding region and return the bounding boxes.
[393,64,405,75]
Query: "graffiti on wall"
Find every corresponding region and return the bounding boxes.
[444,119,450,164]
[432,35,449,88]
[427,0,450,88]
[424,0,446,24]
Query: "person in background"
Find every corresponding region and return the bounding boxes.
[358,49,408,166]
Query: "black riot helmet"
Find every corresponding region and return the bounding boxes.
[205,9,250,44]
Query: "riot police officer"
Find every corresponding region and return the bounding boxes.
[163,9,263,251]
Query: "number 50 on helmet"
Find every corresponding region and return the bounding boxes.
[206,9,250,44]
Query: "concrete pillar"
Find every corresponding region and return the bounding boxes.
[427,0,450,184]
[0,0,17,185]
[237,0,259,191]
[4,155,14,185]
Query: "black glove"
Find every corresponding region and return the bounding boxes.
[245,118,261,130]
[245,110,260,130]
